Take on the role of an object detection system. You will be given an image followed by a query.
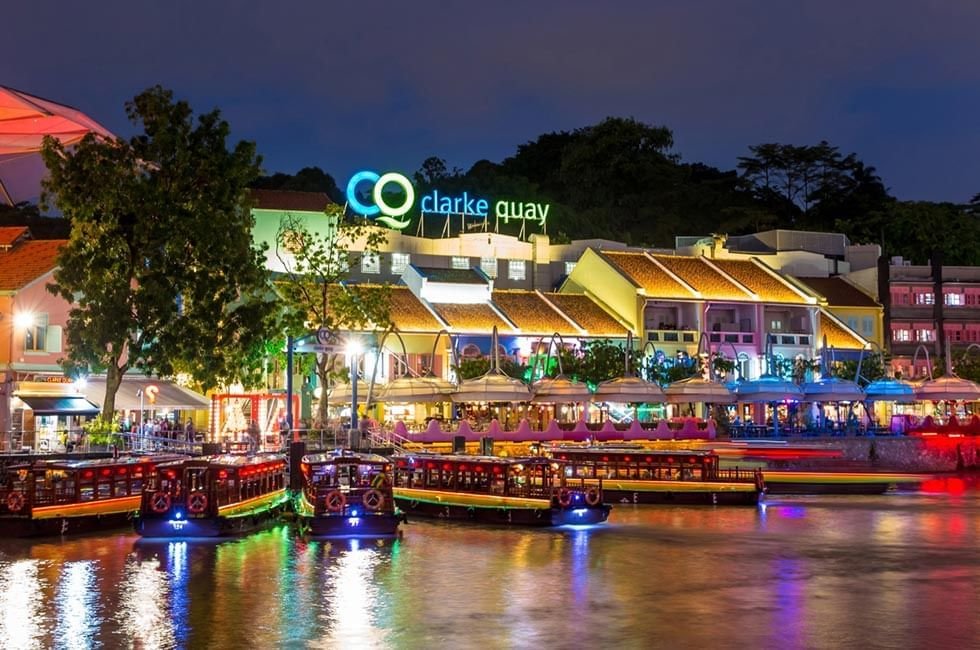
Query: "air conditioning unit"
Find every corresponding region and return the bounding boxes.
[890,256,904,265]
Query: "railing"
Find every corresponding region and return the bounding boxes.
[767,332,811,346]
[708,331,755,345]
[645,329,697,344]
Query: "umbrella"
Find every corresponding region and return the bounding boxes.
[326,380,371,403]
[532,376,592,402]
[377,376,453,403]
[801,377,865,402]
[0,86,113,205]
[451,371,531,403]
[734,375,804,402]
[863,377,917,403]
[664,377,735,404]
[593,377,665,404]
[914,375,980,402]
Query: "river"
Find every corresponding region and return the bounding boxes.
[0,489,977,649]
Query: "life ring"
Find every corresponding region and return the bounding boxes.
[557,489,572,508]
[6,491,24,513]
[188,492,208,514]
[363,489,384,511]
[325,490,346,513]
[150,491,171,514]
[585,487,602,506]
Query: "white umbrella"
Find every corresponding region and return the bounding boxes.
[532,376,592,402]
[327,380,371,403]
[664,377,735,404]
[734,375,804,402]
[915,375,980,402]
[451,370,531,403]
[593,376,665,404]
[802,377,865,402]
[864,377,916,403]
[377,376,454,403]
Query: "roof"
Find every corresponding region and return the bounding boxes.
[415,266,489,285]
[492,290,580,336]
[387,286,443,332]
[544,293,628,337]
[600,251,694,299]
[429,302,514,333]
[651,254,752,301]
[249,189,333,212]
[818,311,868,349]
[796,276,879,308]
[710,259,809,304]
[0,226,29,247]
[0,239,63,290]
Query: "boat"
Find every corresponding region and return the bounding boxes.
[548,447,765,505]
[391,454,611,526]
[135,454,289,538]
[293,450,403,538]
[762,470,929,495]
[0,454,185,537]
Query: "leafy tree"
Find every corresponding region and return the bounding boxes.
[41,86,277,418]
[252,166,343,204]
[274,206,391,428]
[829,352,887,386]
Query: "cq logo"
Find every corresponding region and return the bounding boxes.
[346,171,415,230]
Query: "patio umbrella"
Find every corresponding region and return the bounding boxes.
[863,377,916,403]
[914,375,980,402]
[664,377,735,404]
[532,376,592,402]
[0,86,113,205]
[592,376,665,404]
[451,370,531,403]
[801,377,865,402]
[734,375,804,402]
[377,375,454,403]
[326,380,371,403]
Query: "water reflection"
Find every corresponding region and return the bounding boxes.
[0,559,46,649]
[55,560,99,649]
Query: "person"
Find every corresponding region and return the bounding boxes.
[184,419,195,442]
[247,420,261,453]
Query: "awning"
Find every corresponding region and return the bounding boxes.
[17,395,100,416]
[82,377,210,411]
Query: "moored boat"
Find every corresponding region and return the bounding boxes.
[391,454,610,526]
[294,450,403,538]
[0,455,185,537]
[135,454,289,538]
[549,447,765,505]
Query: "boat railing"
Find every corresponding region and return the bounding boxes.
[309,484,394,515]
[715,467,763,482]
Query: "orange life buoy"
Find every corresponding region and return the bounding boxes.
[325,490,346,513]
[363,489,384,511]
[557,489,572,507]
[187,492,208,514]
[6,491,24,513]
[585,487,602,506]
[150,491,171,514]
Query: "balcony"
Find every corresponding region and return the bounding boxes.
[708,330,755,345]
[646,329,697,344]
[767,332,811,347]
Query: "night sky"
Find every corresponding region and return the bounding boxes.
[4,1,978,202]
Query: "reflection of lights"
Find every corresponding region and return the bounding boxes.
[56,561,98,649]
[117,556,176,648]
[318,546,386,647]
[0,560,45,648]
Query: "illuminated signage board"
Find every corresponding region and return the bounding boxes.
[346,171,549,230]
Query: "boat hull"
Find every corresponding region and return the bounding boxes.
[136,494,289,538]
[394,494,609,526]
[0,510,136,538]
[298,513,403,538]
[602,486,760,505]
[761,471,929,495]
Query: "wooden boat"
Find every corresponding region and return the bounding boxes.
[0,455,185,537]
[762,470,930,495]
[549,447,765,505]
[135,454,289,538]
[294,450,403,538]
[391,454,610,526]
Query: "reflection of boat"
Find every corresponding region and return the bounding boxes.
[762,470,930,495]
[135,454,289,538]
[294,451,403,538]
[549,447,764,505]
[0,455,186,537]
[391,454,610,526]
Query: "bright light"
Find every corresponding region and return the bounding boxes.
[345,338,363,356]
[13,312,34,330]
[73,377,88,391]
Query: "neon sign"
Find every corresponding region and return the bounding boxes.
[347,170,550,230]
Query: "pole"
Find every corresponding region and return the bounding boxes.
[350,352,358,439]
[286,335,295,442]
[138,389,144,451]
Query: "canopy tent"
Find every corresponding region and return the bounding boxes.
[914,375,980,403]
[734,375,804,402]
[593,377,665,404]
[15,395,100,416]
[863,377,917,403]
[801,377,865,402]
[81,377,209,411]
[664,377,735,404]
[531,376,592,403]
[376,376,454,403]
[0,86,113,205]
[452,371,531,403]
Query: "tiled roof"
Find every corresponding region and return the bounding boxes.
[0,226,29,247]
[796,277,879,308]
[388,286,443,332]
[430,303,514,333]
[819,311,867,349]
[492,291,580,336]
[601,251,694,299]
[0,239,63,290]
[250,189,333,212]
[711,259,808,304]
[651,255,752,301]
[545,293,628,337]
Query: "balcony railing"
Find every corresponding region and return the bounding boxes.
[645,329,697,344]
[708,330,755,345]
[767,332,811,346]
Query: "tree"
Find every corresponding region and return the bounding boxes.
[252,166,343,204]
[274,206,391,428]
[41,86,276,419]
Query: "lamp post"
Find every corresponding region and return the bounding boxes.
[136,388,144,451]
[346,337,363,440]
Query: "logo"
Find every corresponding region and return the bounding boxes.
[346,171,415,230]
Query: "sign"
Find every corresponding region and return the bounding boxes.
[346,170,550,231]
[292,342,342,354]
[146,385,159,404]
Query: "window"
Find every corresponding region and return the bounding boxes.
[892,328,911,342]
[391,253,410,275]
[480,257,498,278]
[769,320,783,332]
[914,292,934,305]
[508,259,526,281]
[24,314,48,352]
[847,317,858,331]
[861,317,873,335]
[944,292,964,306]
[915,329,934,342]
[451,256,469,270]
[564,261,577,276]
[360,253,380,274]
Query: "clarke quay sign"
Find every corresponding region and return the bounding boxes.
[345,170,550,231]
